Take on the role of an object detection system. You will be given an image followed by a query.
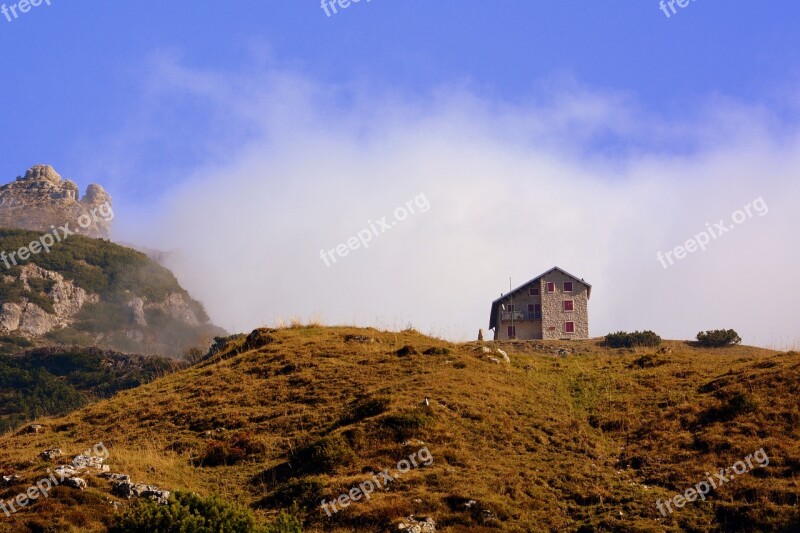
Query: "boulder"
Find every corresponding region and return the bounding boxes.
[496,349,510,363]
[63,477,87,490]
[72,454,105,471]
[112,480,171,505]
[40,449,63,461]
[0,475,21,487]
[53,465,76,478]
[397,516,437,532]
[99,473,130,482]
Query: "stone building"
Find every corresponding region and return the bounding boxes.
[489,267,591,340]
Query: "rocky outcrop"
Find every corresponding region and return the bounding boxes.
[40,449,63,461]
[0,264,98,337]
[112,480,171,505]
[145,292,200,327]
[397,516,437,532]
[0,165,113,238]
[127,297,147,326]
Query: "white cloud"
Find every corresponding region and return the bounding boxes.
[112,58,800,347]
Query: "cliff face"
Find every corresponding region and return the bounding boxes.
[0,263,98,336]
[0,165,113,239]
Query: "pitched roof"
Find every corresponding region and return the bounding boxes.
[489,266,592,329]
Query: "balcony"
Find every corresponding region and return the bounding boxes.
[501,311,542,321]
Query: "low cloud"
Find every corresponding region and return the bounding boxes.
[111,56,800,347]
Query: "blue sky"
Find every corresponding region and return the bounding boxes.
[1,1,799,344]
[3,0,799,194]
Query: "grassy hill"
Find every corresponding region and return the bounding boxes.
[0,326,797,532]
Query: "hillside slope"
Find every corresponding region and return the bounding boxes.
[0,229,225,357]
[0,347,185,434]
[0,327,798,532]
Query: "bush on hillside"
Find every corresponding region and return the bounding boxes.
[342,395,391,424]
[604,331,662,348]
[260,478,325,509]
[295,434,354,474]
[196,430,266,466]
[423,346,451,355]
[396,345,419,356]
[110,491,302,532]
[696,329,742,348]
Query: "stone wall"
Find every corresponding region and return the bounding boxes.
[540,271,589,340]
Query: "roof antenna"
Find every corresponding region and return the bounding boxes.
[509,276,514,339]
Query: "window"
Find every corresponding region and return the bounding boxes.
[564,281,573,292]
[529,287,539,296]
[565,321,575,333]
[528,304,535,313]
[507,325,516,338]
[546,282,555,293]
[564,300,574,312]
[505,304,515,312]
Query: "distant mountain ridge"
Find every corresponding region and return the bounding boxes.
[0,165,226,357]
[0,228,226,357]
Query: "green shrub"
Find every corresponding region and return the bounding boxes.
[109,491,292,532]
[697,329,742,348]
[266,506,304,533]
[295,434,353,474]
[629,353,665,369]
[423,347,451,355]
[604,331,661,348]
[262,478,325,509]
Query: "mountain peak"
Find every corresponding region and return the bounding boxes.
[0,165,113,238]
[20,164,63,184]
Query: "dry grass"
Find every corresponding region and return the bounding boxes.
[0,328,798,532]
